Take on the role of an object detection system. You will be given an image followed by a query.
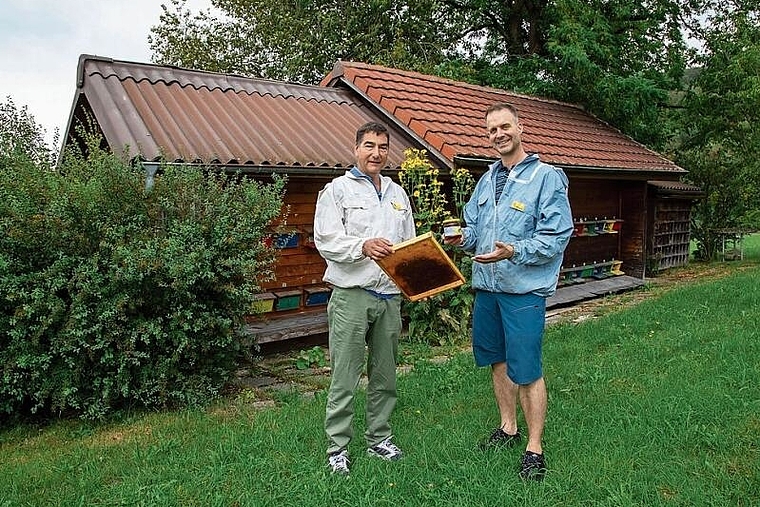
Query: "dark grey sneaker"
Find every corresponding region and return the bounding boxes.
[479,428,521,450]
[367,436,404,461]
[519,451,547,481]
[327,449,350,475]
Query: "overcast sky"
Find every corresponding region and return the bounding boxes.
[0,0,213,149]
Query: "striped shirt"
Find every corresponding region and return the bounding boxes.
[494,161,512,205]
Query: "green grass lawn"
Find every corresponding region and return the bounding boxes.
[741,232,760,261]
[2,237,759,506]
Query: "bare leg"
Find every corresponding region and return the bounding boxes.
[491,362,519,434]
[519,376,547,454]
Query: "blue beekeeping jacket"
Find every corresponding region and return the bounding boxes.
[461,154,574,297]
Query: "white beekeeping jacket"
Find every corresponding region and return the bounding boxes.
[314,168,416,295]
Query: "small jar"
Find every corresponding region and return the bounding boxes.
[442,218,462,239]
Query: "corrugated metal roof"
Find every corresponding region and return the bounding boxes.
[66,55,418,169]
[648,180,704,196]
[321,61,685,174]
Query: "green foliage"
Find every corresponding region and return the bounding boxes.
[549,0,686,120]
[294,346,327,370]
[669,4,760,259]
[451,167,476,221]
[150,0,464,83]
[398,149,475,346]
[470,0,686,147]
[1,96,55,168]
[0,133,285,419]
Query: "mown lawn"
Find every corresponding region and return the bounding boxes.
[1,236,759,506]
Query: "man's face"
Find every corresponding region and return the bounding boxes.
[355,131,389,177]
[486,108,523,158]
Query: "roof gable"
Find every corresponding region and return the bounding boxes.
[63,55,419,170]
[321,61,684,174]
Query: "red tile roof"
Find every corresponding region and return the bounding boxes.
[322,61,685,174]
[65,55,419,170]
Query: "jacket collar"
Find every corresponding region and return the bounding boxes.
[489,153,541,184]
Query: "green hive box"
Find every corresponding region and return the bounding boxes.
[274,289,302,311]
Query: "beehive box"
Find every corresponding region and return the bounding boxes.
[273,232,299,249]
[305,286,331,306]
[251,292,276,313]
[274,289,302,311]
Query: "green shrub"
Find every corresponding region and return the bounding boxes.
[0,137,285,419]
[295,346,327,370]
[1,96,54,168]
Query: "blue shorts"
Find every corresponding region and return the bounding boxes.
[472,291,546,385]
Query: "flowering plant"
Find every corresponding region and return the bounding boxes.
[399,148,449,233]
[398,148,476,345]
[451,167,475,220]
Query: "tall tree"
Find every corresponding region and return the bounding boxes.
[0,97,53,169]
[435,0,694,147]
[149,0,467,83]
[669,1,760,259]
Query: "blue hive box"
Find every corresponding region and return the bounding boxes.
[273,232,299,249]
[305,286,331,306]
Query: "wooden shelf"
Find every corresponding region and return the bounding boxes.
[572,218,623,237]
[558,260,624,287]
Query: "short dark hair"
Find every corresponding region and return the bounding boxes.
[356,122,389,146]
[485,102,519,121]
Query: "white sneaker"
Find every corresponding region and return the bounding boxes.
[327,449,350,475]
[367,436,404,461]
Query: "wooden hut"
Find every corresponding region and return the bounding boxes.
[62,55,700,343]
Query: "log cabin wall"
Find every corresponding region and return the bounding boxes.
[258,177,331,315]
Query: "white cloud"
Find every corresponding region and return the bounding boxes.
[0,0,213,150]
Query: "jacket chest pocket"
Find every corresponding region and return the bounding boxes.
[342,199,373,236]
[501,204,537,238]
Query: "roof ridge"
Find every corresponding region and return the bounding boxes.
[80,54,356,104]
[78,53,327,91]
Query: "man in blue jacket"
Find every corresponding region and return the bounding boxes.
[445,102,573,481]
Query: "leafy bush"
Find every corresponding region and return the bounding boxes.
[295,346,327,370]
[398,149,475,345]
[0,135,285,419]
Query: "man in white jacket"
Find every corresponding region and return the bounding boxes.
[314,122,416,475]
